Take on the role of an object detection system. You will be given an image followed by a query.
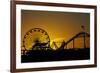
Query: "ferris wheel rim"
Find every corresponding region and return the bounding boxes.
[22,28,50,50]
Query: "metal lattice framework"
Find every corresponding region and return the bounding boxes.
[63,32,90,49]
[52,32,90,50]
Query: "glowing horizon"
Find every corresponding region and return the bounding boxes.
[21,10,90,50]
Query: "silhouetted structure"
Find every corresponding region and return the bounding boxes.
[51,32,90,50]
[64,32,90,49]
[21,31,90,63]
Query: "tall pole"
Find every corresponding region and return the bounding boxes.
[73,39,75,49]
[84,33,86,49]
[81,25,86,49]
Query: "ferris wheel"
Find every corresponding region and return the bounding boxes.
[22,28,50,51]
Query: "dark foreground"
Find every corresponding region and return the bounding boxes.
[21,48,90,63]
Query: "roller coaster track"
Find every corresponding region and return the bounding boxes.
[59,31,90,49]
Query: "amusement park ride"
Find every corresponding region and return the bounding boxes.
[21,25,90,55]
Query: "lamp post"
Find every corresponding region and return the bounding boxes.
[81,25,86,49]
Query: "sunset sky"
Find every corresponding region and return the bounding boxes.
[21,10,90,50]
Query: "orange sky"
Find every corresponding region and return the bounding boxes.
[21,10,90,50]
